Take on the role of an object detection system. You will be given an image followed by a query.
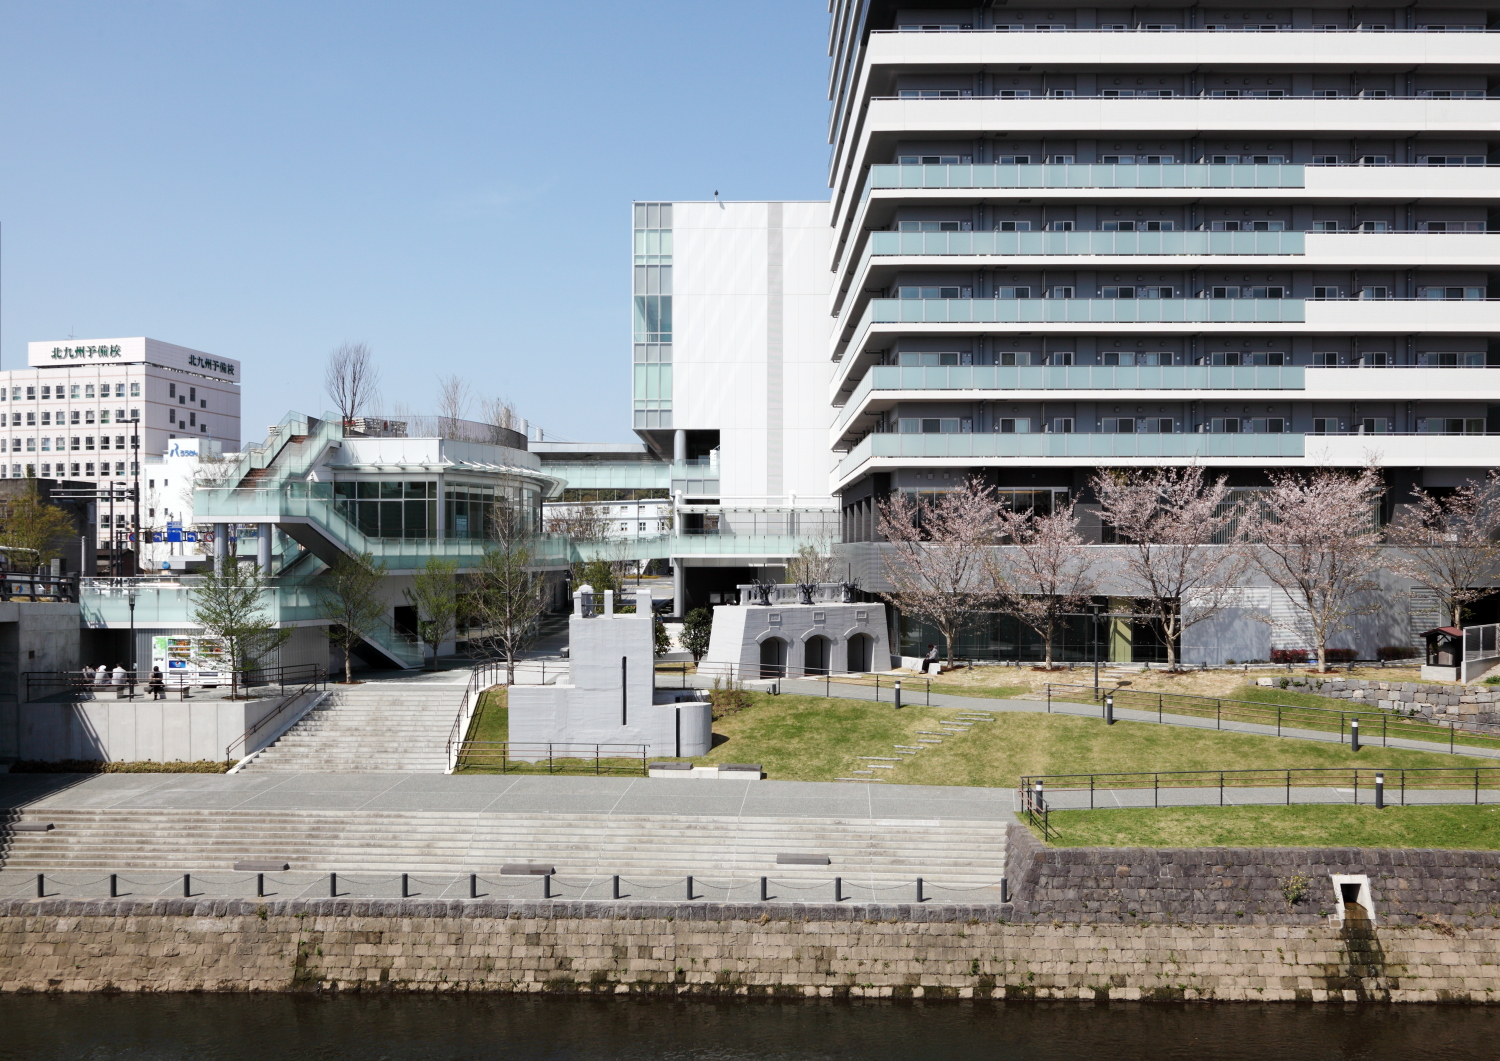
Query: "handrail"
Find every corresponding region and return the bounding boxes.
[25,662,327,703]
[452,742,650,775]
[1045,682,1500,753]
[878,27,1497,34]
[444,660,507,773]
[224,679,327,765]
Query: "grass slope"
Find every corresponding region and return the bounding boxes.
[686,692,1464,787]
[1041,804,1500,851]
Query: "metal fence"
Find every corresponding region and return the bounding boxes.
[451,742,649,776]
[24,662,326,703]
[1020,765,1500,841]
[655,662,934,703]
[1044,682,1500,754]
[0,572,79,603]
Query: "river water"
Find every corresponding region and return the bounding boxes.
[0,996,1495,1060]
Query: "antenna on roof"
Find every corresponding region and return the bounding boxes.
[714,190,724,209]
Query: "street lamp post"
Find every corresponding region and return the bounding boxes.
[127,588,138,698]
[130,420,142,576]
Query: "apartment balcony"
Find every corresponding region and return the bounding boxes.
[1304,366,1500,399]
[839,163,1500,247]
[832,363,1306,437]
[831,429,1500,488]
[841,98,1500,201]
[836,230,1500,315]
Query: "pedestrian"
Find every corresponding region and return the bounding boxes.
[148,666,166,700]
[93,664,110,688]
[81,663,95,686]
[920,643,939,674]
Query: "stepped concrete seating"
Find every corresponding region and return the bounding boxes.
[236,682,467,773]
[0,807,1007,887]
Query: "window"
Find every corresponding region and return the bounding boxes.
[24,438,34,452]
[1047,90,1075,98]
[1420,155,1487,167]
[1101,154,1134,163]
[1102,286,1173,299]
[1048,286,1074,299]
[24,411,34,426]
[1044,220,1074,231]
[1358,155,1389,165]
[1311,417,1339,433]
[1210,418,1242,433]
[68,385,78,398]
[1104,220,1174,231]
[169,383,176,398]
[100,409,110,424]
[84,463,94,477]
[1310,221,1341,233]
[898,220,973,232]
[84,384,94,398]
[995,286,1032,299]
[99,435,109,450]
[897,285,971,299]
[1419,286,1486,300]
[1209,287,1240,298]
[1360,286,1391,299]
[1418,417,1486,435]
[1048,154,1074,163]
[1039,351,1074,366]
[996,418,1031,433]
[896,351,964,367]
[70,437,79,451]
[1311,155,1340,165]
[1102,417,1135,433]
[995,220,1032,231]
[336,480,440,539]
[1359,418,1390,434]
[897,154,972,165]
[1247,286,1285,298]
[1417,221,1485,233]
[996,351,1031,366]
[1314,90,1341,99]
[1418,351,1486,367]
[26,387,35,400]
[996,90,1031,99]
[1210,220,1284,231]
[189,412,196,426]
[129,382,140,397]
[1048,418,1074,433]
[85,436,94,450]
[1357,221,1390,233]
[1209,155,1239,164]
[40,438,49,451]
[1102,351,1162,366]
[898,89,973,99]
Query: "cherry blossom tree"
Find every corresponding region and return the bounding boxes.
[1091,465,1250,670]
[1242,466,1385,673]
[1386,474,1500,628]
[992,502,1099,669]
[877,478,999,668]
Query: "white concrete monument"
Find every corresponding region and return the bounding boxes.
[508,585,711,758]
[701,590,892,679]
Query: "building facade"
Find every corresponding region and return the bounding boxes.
[0,337,241,483]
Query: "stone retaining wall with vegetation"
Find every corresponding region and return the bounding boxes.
[1279,676,1500,726]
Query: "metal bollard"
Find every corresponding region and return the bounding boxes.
[401,873,409,898]
[183,874,191,898]
[760,876,768,902]
[1001,877,1010,903]
[916,877,924,903]
[894,680,902,711]
[1351,718,1361,753]
[1034,779,1045,811]
[110,873,118,899]
[612,875,621,900]
[330,872,337,898]
[1105,692,1115,726]
[469,873,478,899]
[36,873,44,898]
[256,873,265,898]
[1375,772,1385,810]
[543,874,552,899]
[834,876,843,902]
[686,875,694,900]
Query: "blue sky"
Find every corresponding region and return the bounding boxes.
[0,1,830,444]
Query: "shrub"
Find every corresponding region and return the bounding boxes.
[9,759,229,774]
[708,677,752,720]
[1278,873,1310,909]
[1270,648,1308,664]
[1377,645,1418,661]
[1324,648,1358,663]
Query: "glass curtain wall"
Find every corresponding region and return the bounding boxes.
[633,202,673,429]
[332,481,437,539]
[444,482,543,539]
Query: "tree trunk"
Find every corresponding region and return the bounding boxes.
[344,644,353,684]
[1164,612,1178,671]
[1316,643,1328,674]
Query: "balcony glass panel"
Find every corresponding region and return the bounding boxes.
[868,298,1305,325]
[866,163,1304,197]
[868,230,1304,256]
[862,364,1305,392]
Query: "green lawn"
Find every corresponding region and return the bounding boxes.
[665,692,1468,787]
[1039,803,1500,851]
[464,687,507,743]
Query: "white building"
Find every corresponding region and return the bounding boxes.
[543,497,672,541]
[0,337,241,483]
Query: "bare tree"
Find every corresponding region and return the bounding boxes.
[480,395,522,444]
[787,537,839,598]
[436,375,470,437]
[545,502,613,542]
[993,503,1099,669]
[1091,465,1250,670]
[876,479,999,668]
[1386,474,1500,628]
[472,512,548,683]
[324,342,380,427]
[1242,467,1385,673]
[315,551,389,684]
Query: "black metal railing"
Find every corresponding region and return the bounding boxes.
[24,662,326,703]
[224,679,329,765]
[656,661,934,701]
[452,742,649,776]
[1044,682,1500,754]
[0,572,79,603]
[1019,764,1500,841]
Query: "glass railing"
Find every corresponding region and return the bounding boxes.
[868,229,1304,257]
[542,461,670,491]
[864,163,1304,197]
[869,297,1305,325]
[836,431,1307,476]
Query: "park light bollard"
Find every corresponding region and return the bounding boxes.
[894,679,902,711]
[1375,771,1385,810]
[1105,692,1115,726]
[1034,778,1045,811]
[1351,718,1361,753]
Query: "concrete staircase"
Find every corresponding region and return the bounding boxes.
[236,681,467,773]
[0,807,1007,887]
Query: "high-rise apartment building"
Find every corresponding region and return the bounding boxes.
[825,4,1500,548]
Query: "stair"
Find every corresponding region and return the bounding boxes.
[0,807,1008,887]
[236,682,467,772]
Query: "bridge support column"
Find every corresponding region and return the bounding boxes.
[672,560,685,620]
[213,524,228,574]
[256,523,272,571]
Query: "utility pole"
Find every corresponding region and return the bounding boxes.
[130,419,141,576]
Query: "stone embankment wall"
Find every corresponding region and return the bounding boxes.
[3,827,1499,1001]
[1285,676,1500,726]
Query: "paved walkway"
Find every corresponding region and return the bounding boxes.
[0,771,1012,821]
[776,678,1500,762]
